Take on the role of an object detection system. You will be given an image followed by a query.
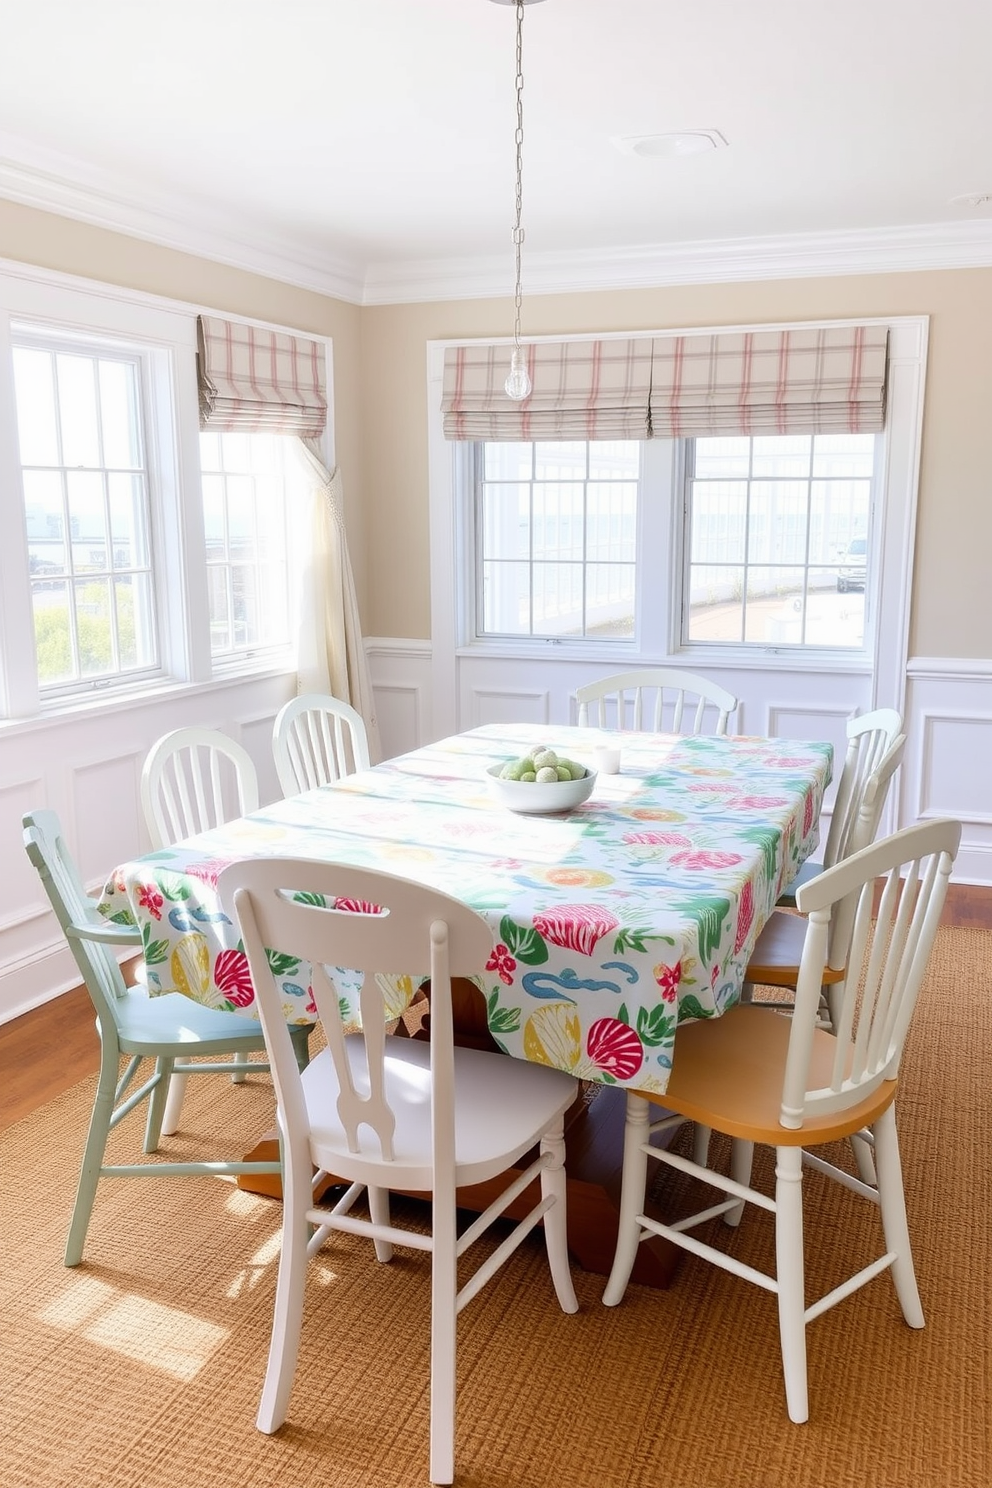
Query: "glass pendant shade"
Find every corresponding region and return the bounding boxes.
[504,346,532,401]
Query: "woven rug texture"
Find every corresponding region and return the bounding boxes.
[0,925,988,1488]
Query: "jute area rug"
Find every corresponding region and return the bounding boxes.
[0,926,988,1488]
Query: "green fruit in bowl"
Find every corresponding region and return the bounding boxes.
[495,750,588,785]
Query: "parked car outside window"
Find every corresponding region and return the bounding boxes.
[837,536,867,592]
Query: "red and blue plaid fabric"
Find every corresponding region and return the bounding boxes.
[197,316,327,436]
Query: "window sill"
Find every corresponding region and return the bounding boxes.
[0,664,298,738]
[456,639,874,674]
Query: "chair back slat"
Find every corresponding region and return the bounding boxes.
[272,693,371,797]
[575,667,738,737]
[141,728,259,848]
[822,708,904,868]
[218,859,493,1169]
[785,818,960,1128]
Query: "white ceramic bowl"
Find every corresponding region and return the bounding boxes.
[485,761,597,815]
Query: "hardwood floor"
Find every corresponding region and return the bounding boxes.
[2,884,988,1133]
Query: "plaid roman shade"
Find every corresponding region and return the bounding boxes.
[442,324,887,442]
[442,340,653,440]
[648,325,889,437]
[197,316,327,437]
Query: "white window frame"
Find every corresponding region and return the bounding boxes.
[427,317,928,738]
[0,259,332,721]
[671,430,884,662]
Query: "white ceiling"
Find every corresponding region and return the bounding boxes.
[2,0,992,303]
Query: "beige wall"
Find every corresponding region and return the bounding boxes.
[0,198,368,615]
[362,270,992,658]
[3,194,991,660]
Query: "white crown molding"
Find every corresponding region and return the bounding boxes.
[0,132,365,303]
[4,132,992,305]
[363,219,992,304]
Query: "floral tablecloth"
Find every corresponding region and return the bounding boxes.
[98,724,832,1098]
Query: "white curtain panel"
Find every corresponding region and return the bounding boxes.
[295,439,382,763]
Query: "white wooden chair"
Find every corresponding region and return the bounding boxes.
[218,857,579,1486]
[575,667,738,735]
[687,728,910,1179]
[777,706,904,908]
[603,817,960,1424]
[140,725,259,849]
[140,725,261,1129]
[272,692,371,797]
[23,809,309,1267]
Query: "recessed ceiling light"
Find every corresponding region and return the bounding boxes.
[611,130,728,159]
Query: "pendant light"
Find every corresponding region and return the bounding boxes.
[490,0,546,401]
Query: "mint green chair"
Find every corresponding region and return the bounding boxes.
[23,809,309,1267]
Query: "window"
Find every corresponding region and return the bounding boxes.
[13,335,159,692]
[469,432,875,655]
[477,440,638,639]
[682,433,875,650]
[198,431,297,663]
[0,275,325,719]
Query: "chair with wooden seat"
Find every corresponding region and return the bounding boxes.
[777,707,904,909]
[603,817,961,1424]
[140,725,262,1130]
[23,809,309,1267]
[746,728,907,1024]
[218,857,579,1486]
[272,691,371,797]
[575,666,738,736]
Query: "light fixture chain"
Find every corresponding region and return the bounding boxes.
[511,0,525,351]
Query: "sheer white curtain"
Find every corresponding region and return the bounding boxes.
[295,439,381,763]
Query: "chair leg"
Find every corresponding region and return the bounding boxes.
[724,1139,754,1228]
[774,1145,809,1424]
[368,1186,394,1263]
[160,1069,189,1137]
[692,1123,712,1167]
[539,1119,578,1314]
[65,1042,119,1267]
[144,1056,174,1151]
[429,1189,458,1486]
[872,1106,924,1329]
[257,1132,312,1435]
[230,1052,249,1084]
[602,1092,650,1307]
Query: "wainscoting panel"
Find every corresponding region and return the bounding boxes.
[904,663,992,887]
[0,671,298,1023]
[366,639,431,759]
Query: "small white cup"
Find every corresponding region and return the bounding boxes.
[593,743,621,775]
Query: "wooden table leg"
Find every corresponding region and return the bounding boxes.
[237,978,685,1289]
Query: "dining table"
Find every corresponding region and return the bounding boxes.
[98,722,833,1285]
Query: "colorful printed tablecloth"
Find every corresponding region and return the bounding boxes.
[98,724,832,1097]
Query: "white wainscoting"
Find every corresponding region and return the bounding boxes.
[902,660,992,887]
[0,671,297,1023]
[367,641,992,892]
[6,648,985,1025]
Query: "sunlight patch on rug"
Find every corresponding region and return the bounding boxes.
[37,1274,228,1381]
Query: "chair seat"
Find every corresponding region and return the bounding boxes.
[746,909,845,987]
[115,987,270,1055]
[303,1037,578,1190]
[659,1003,896,1145]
